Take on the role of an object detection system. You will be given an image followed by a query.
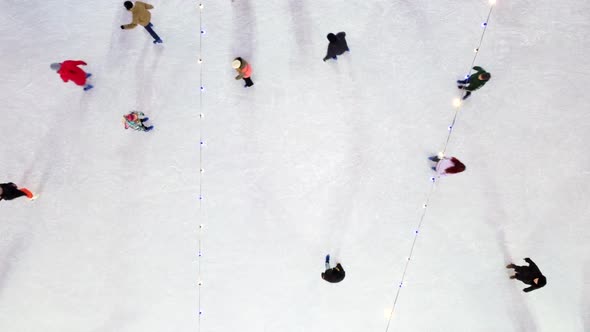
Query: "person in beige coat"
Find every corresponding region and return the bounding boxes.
[120,1,162,44]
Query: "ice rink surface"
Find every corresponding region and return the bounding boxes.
[1,0,589,331]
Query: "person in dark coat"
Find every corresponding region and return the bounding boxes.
[321,254,345,283]
[323,32,349,62]
[0,183,34,201]
[506,258,547,292]
[457,66,491,99]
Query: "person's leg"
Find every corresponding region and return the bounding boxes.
[428,156,440,162]
[140,117,149,122]
[457,79,469,84]
[243,77,254,87]
[144,24,162,42]
[86,73,92,78]
[462,91,471,100]
[83,84,93,91]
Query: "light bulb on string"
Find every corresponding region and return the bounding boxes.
[452,98,462,108]
[489,0,497,5]
[481,22,488,28]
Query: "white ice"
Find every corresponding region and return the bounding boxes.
[1,0,589,331]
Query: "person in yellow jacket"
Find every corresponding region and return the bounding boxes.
[120,1,163,44]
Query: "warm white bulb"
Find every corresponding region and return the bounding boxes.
[452,98,462,108]
[489,0,496,5]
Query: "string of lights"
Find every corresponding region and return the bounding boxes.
[385,1,496,331]
[197,2,205,331]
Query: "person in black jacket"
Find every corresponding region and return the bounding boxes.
[506,258,547,292]
[323,32,349,62]
[321,254,345,283]
[0,183,34,201]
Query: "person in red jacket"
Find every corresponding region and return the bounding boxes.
[50,61,93,91]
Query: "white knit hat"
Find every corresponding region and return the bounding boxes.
[231,59,241,69]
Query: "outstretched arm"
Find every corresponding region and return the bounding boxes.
[145,3,154,9]
[472,66,484,72]
[524,258,541,273]
[523,285,539,293]
[71,60,87,66]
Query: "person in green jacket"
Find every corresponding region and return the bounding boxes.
[457,66,491,100]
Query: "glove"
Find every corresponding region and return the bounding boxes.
[524,257,531,262]
[120,25,125,29]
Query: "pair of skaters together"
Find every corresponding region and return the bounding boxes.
[320,256,546,293]
[48,0,161,92]
[228,32,350,89]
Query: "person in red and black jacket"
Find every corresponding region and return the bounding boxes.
[50,60,93,91]
[0,183,34,201]
[506,258,547,292]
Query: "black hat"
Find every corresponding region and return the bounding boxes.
[327,33,337,43]
[124,1,133,10]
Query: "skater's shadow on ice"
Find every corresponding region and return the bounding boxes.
[288,0,312,58]
[231,0,256,59]
[583,263,590,331]
[22,94,88,194]
[91,310,138,332]
[0,237,30,297]
[482,177,538,331]
[134,42,163,113]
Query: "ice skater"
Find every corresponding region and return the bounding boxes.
[457,66,491,100]
[121,1,163,44]
[123,111,153,132]
[232,57,254,87]
[323,32,349,62]
[50,60,93,91]
[0,182,35,201]
[506,258,547,292]
[428,154,466,176]
[321,254,345,283]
